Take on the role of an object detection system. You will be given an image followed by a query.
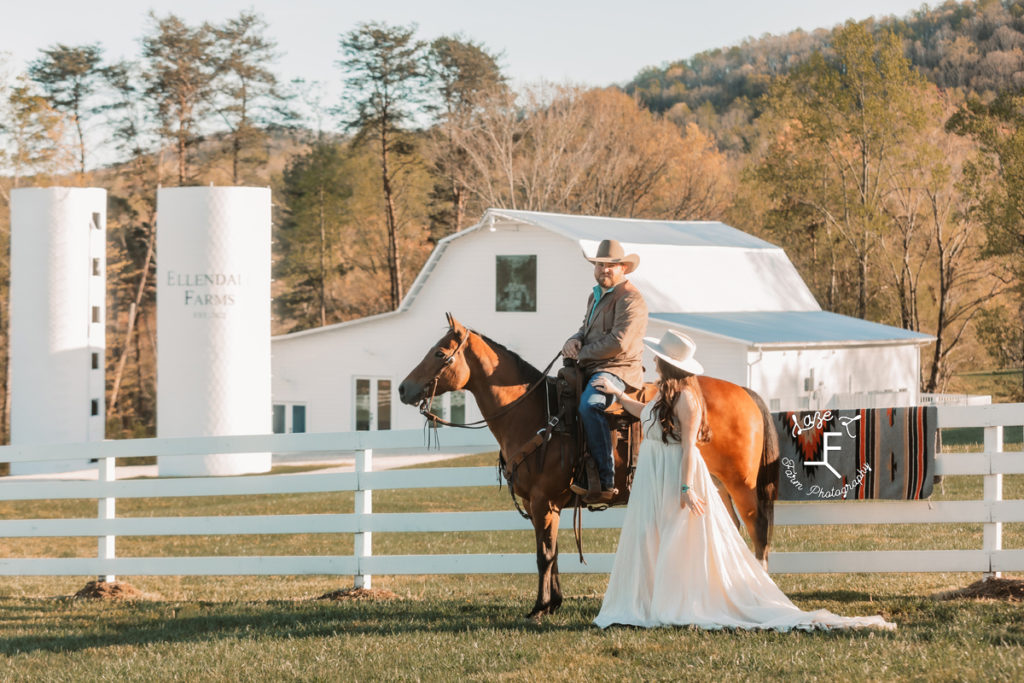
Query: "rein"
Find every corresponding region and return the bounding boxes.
[415,332,565,523]
[417,336,562,430]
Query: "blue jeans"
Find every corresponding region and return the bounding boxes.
[579,372,625,489]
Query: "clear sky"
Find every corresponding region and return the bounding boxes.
[1,0,934,89]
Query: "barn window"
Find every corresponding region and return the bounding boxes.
[451,390,466,423]
[355,378,391,431]
[496,255,536,312]
[292,405,307,433]
[425,390,466,428]
[273,403,307,433]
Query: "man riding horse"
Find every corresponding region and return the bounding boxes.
[562,239,648,506]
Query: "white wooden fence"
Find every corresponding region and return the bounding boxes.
[0,403,1021,586]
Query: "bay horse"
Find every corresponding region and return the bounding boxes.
[399,314,779,620]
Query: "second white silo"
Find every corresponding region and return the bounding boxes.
[156,186,272,476]
[9,187,106,475]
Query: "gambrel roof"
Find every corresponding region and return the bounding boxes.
[277,209,931,348]
[487,209,777,249]
[462,209,819,314]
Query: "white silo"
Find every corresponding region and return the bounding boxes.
[9,187,107,474]
[156,186,272,476]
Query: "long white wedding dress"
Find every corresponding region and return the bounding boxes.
[594,402,896,631]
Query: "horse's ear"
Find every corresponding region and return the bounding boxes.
[447,313,466,338]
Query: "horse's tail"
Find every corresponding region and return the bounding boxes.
[745,387,779,553]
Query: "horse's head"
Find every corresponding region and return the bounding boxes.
[398,313,473,406]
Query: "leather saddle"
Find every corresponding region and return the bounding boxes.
[555,361,656,510]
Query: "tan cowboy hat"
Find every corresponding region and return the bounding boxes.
[644,330,704,375]
[585,239,639,274]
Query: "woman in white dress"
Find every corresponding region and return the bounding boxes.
[591,330,895,631]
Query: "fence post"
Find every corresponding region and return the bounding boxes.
[983,425,1004,580]
[354,448,373,589]
[97,455,116,583]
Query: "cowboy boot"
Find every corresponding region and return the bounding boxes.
[583,486,618,506]
[583,450,617,505]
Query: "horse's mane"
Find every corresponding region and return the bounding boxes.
[473,330,546,384]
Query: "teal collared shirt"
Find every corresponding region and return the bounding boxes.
[588,283,619,325]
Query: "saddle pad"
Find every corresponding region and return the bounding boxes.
[771,406,938,501]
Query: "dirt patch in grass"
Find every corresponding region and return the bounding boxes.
[934,576,1024,602]
[73,580,157,601]
[317,587,401,601]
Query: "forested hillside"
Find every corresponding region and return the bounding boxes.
[628,0,1024,124]
[0,1,1021,440]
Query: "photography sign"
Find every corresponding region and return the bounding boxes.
[771,407,938,501]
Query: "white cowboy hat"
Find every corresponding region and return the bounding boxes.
[644,330,704,376]
[584,239,639,274]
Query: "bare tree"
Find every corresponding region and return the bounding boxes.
[447,84,731,220]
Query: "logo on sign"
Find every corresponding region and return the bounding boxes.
[166,270,243,318]
[785,411,869,499]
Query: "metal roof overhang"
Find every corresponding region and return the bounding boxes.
[650,311,935,349]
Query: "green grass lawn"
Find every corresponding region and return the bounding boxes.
[1,451,1023,681]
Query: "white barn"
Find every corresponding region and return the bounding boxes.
[270,209,933,433]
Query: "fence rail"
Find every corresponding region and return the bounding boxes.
[0,404,1021,584]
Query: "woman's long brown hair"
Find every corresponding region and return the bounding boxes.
[651,357,712,445]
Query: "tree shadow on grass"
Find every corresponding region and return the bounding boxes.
[0,588,928,657]
[0,596,596,656]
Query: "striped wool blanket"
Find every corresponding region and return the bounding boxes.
[771,407,937,501]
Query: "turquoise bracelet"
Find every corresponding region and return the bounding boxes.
[680,484,691,493]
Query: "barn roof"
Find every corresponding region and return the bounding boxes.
[486,209,778,249]
[275,210,913,344]
[651,311,935,347]
[475,209,821,313]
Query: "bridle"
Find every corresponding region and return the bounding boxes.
[417,329,561,429]
[417,328,567,524]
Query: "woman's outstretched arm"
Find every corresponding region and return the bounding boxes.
[589,376,645,418]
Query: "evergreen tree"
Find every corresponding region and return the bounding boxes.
[275,142,352,331]
[337,21,427,310]
[425,35,505,238]
[141,12,216,185]
[211,10,293,184]
[27,43,104,175]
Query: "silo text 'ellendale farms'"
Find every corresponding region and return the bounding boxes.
[9,188,107,475]
[156,186,272,476]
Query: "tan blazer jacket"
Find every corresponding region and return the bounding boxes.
[569,279,648,389]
